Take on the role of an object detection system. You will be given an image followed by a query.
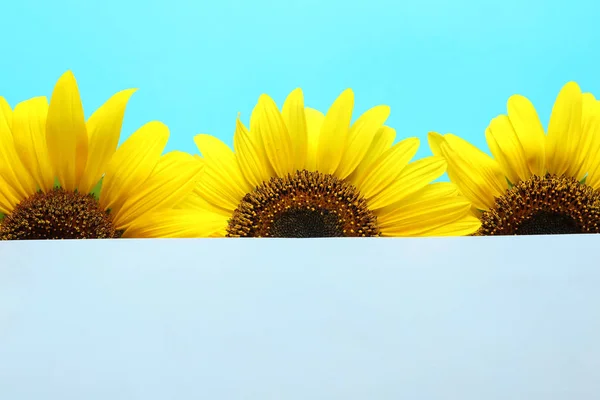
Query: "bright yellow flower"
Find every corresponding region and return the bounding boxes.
[181,88,480,237]
[0,71,211,239]
[428,81,600,235]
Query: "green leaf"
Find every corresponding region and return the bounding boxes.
[53,177,61,189]
[90,177,104,200]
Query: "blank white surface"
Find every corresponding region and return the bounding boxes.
[0,236,598,400]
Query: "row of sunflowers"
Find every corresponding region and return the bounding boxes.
[0,71,596,239]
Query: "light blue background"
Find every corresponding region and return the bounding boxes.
[1,0,599,163]
[1,236,599,399]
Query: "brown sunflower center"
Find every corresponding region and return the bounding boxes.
[226,170,380,238]
[477,174,600,235]
[0,187,121,240]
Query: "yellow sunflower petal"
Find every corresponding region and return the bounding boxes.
[316,89,354,174]
[11,97,55,192]
[177,185,233,217]
[406,182,460,201]
[100,121,169,214]
[584,98,600,189]
[435,133,507,210]
[442,134,500,170]
[379,194,477,237]
[546,82,583,177]
[469,204,483,218]
[506,94,546,177]
[194,134,251,211]
[366,156,447,210]
[427,131,444,157]
[379,195,471,230]
[376,181,460,218]
[233,117,270,188]
[0,100,37,200]
[575,93,600,181]
[122,208,228,238]
[255,94,295,176]
[431,131,508,191]
[248,104,277,178]
[249,101,260,132]
[356,137,419,199]
[174,158,231,217]
[0,174,22,214]
[485,115,530,184]
[112,151,203,230]
[78,88,137,194]
[348,126,396,185]
[335,105,390,180]
[282,88,308,170]
[0,97,11,128]
[304,107,325,171]
[417,214,482,236]
[587,161,600,190]
[46,71,89,191]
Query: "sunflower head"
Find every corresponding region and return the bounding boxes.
[429,81,600,235]
[0,71,208,239]
[183,88,480,238]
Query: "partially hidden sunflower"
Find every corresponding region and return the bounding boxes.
[0,70,213,239]
[178,88,481,237]
[428,81,600,235]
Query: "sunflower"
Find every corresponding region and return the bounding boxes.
[0,70,213,239]
[428,81,600,235]
[179,88,481,237]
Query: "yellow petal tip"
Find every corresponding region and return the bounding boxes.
[427,132,444,146]
[339,88,354,100]
[561,81,582,95]
[507,93,527,105]
[57,70,77,84]
[258,93,275,104]
[120,88,138,96]
[284,88,305,106]
[145,120,168,130]
[138,121,170,144]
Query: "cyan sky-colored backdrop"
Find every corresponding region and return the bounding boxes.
[1,0,598,162]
